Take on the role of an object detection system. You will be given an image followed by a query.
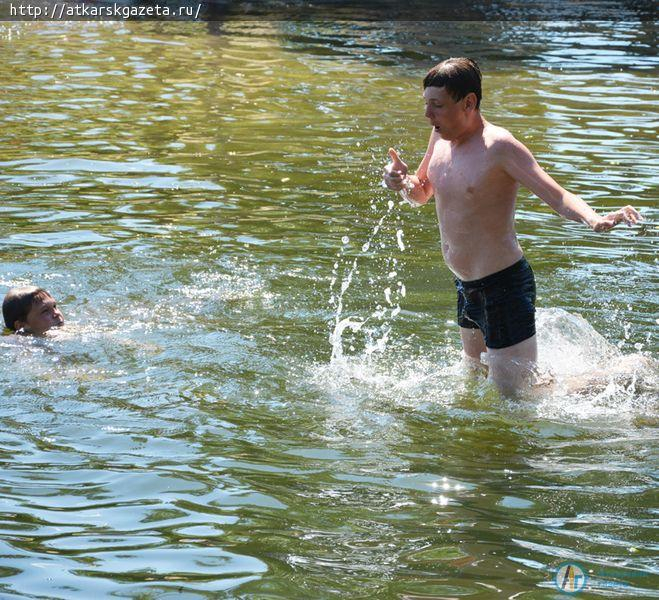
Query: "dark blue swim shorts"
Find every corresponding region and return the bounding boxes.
[455,257,536,349]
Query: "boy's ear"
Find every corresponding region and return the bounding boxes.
[464,93,476,111]
[13,319,25,332]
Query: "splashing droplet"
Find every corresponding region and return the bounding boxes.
[396,230,405,251]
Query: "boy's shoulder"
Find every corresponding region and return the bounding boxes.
[484,121,517,145]
[483,123,528,161]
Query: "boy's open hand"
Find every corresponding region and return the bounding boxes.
[383,148,409,191]
[592,205,642,232]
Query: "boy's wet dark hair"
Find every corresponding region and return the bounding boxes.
[423,57,482,109]
[2,286,52,331]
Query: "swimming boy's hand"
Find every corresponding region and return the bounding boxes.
[383,148,409,191]
[592,205,643,232]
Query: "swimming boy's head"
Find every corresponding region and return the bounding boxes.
[2,287,64,335]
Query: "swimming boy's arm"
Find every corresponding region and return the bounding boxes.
[500,136,642,231]
[383,129,438,205]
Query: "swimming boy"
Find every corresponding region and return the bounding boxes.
[383,57,641,395]
[3,287,64,335]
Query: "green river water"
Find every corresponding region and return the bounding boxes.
[0,20,657,599]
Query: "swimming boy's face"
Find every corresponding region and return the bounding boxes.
[19,294,64,335]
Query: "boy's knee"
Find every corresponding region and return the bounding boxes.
[488,358,535,395]
[463,351,484,367]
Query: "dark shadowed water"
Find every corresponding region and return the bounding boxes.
[0,20,657,599]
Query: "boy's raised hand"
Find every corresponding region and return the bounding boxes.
[383,148,409,191]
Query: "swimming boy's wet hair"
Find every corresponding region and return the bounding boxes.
[423,57,482,109]
[2,286,52,331]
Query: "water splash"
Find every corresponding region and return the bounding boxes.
[316,304,657,425]
[396,229,405,251]
[532,308,658,419]
[328,199,402,362]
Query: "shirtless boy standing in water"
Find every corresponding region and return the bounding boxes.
[383,57,641,395]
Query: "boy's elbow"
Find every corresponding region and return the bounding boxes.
[420,179,434,203]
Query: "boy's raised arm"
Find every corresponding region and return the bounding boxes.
[383,129,439,205]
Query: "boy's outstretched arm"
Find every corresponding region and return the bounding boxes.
[500,136,642,231]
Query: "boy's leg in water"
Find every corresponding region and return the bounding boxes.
[460,326,487,374]
[487,334,537,396]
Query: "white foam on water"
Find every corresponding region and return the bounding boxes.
[307,342,464,443]
[313,344,461,403]
[316,301,657,426]
[536,308,619,376]
[530,308,658,421]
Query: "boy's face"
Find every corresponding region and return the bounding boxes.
[18,294,64,335]
[423,86,474,140]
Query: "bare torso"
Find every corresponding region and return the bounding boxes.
[426,121,523,281]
